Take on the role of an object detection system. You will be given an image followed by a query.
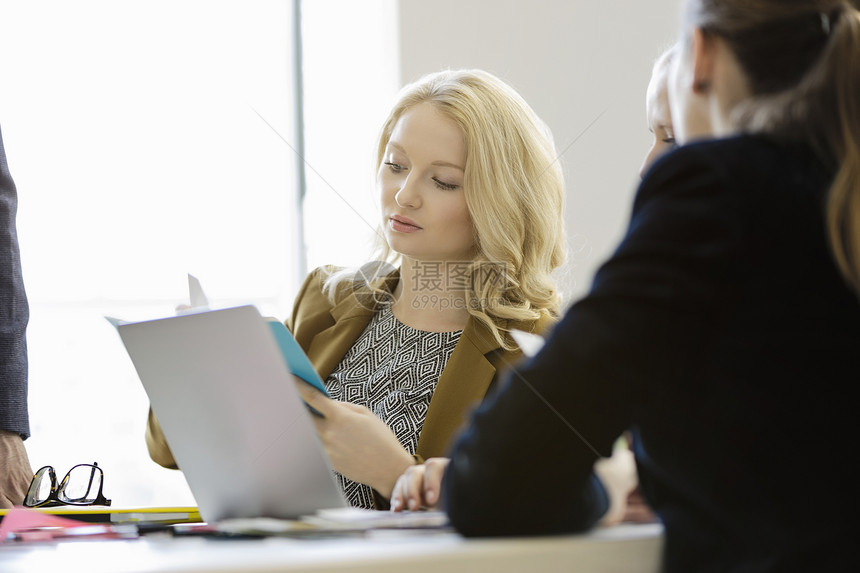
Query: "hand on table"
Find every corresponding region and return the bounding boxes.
[0,430,33,508]
[390,457,450,512]
[594,446,639,526]
[622,487,658,523]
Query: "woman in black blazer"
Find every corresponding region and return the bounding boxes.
[393,1,860,570]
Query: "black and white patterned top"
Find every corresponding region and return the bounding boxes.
[324,305,462,509]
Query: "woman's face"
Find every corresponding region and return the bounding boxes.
[640,64,675,179]
[378,102,474,263]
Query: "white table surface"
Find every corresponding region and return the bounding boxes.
[0,523,663,573]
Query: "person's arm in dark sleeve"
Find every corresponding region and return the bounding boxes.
[443,145,746,537]
[0,125,29,439]
[0,124,33,508]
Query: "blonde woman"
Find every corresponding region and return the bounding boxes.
[147,69,567,509]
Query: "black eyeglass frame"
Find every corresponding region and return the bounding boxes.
[23,462,112,508]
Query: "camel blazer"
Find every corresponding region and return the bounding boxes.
[287,267,556,461]
[146,267,555,468]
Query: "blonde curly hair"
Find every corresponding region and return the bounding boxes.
[325,69,566,349]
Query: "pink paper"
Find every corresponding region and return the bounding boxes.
[0,507,99,543]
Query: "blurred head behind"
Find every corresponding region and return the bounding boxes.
[641,45,679,179]
[670,0,860,291]
[327,69,567,349]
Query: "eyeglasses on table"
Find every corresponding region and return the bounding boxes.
[22,462,111,508]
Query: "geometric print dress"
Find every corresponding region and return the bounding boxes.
[323,305,462,509]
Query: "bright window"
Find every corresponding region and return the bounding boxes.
[1,0,398,508]
[301,0,400,272]
[1,0,298,506]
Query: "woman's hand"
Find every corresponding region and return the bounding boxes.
[294,377,415,498]
[622,487,657,523]
[0,430,33,508]
[390,457,450,512]
[594,445,639,526]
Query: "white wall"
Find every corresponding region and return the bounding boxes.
[397,0,681,305]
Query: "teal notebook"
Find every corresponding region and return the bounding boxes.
[267,320,329,396]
